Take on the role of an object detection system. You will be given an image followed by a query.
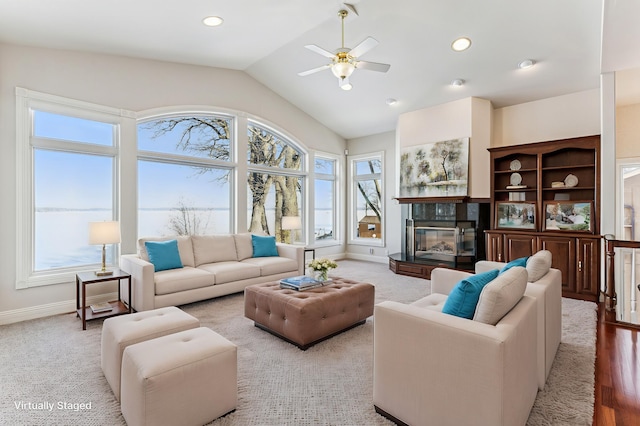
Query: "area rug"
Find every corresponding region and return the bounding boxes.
[0,260,597,425]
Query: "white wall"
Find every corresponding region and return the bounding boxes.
[0,43,346,321]
[492,89,601,146]
[396,97,492,198]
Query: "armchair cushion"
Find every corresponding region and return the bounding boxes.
[441,269,499,319]
[474,266,527,325]
[526,250,552,282]
[145,240,183,272]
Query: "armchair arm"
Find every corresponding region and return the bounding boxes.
[373,297,538,426]
[430,268,472,295]
[276,243,304,275]
[120,254,155,312]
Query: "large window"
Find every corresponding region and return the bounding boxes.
[246,122,305,243]
[16,89,122,288]
[314,156,338,243]
[137,114,234,237]
[350,153,383,245]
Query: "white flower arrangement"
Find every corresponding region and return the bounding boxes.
[307,258,338,272]
[307,258,338,281]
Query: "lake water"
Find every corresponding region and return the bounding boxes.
[35,209,335,270]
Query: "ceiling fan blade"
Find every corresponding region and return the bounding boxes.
[349,37,378,58]
[304,44,336,59]
[355,60,390,73]
[298,64,331,77]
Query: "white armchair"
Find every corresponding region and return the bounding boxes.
[373,267,539,426]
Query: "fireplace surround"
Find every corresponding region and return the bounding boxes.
[389,197,490,279]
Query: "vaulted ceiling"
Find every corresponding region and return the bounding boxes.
[0,0,637,139]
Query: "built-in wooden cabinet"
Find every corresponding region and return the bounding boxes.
[486,136,601,302]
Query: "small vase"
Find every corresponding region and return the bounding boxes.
[315,269,329,282]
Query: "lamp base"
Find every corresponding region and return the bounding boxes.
[95,270,114,276]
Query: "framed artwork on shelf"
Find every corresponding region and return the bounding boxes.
[543,201,593,233]
[495,202,536,230]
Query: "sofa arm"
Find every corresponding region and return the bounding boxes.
[430,268,472,295]
[475,260,506,274]
[276,243,304,275]
[120,254,156,312]
[373,297,538,426]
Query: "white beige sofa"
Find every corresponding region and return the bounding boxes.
[374,266,539,426]
[120,234,304,312]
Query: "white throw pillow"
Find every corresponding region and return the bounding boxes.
[473,266,527,325]
[191,235,238,266]
[526,250,552,282]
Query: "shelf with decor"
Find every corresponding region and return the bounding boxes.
[486,135,601,302]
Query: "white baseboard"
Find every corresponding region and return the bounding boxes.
[345,253,389,264]
[0,292,117,326]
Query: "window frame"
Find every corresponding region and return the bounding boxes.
[349,151,384,247]
[246,119,308,243]
[312,152,340,247]
[15,88,128,288]
[136,111,236,237]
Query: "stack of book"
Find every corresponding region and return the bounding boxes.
[90,302,113,313]
[280,275,324,291]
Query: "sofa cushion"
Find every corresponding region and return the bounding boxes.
[138,236,194,268]
[241,256,299,276]
[441,269,500,319]
[251,235,278,257]
[233,233,254,261]
[198,261,261,284]
[527,250,552,282]
[192,235,238,266]
[473,266,528,325]
[411,293,448,312]
[500,256,528,274]
[145,240,183,272]
[154,267,214,295]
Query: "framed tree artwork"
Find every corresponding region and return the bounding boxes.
[399,138,469,197]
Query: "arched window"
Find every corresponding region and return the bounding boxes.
[137,113,234,237]
[246,121,306,243]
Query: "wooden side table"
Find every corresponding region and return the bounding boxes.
[76,269,132,330]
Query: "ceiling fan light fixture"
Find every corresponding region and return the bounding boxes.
[339,78,353,91]
[451,37,472,52]
[202,16,224,27]
[331,61,355,79]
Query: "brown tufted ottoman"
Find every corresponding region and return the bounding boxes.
[244,277,375,350]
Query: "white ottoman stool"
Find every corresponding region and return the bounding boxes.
[101,306,200,400]
[120,327,237,426]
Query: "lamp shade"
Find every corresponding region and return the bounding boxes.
[281,216,302,231]
[89,221,121,245]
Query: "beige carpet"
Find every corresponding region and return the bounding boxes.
[0,260,597,425]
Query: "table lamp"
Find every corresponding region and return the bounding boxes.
[89,221,121,276]
[282,216,302,244]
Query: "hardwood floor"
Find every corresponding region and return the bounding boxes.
[593,303,640,425]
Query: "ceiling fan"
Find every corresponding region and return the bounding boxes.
[298,8,390,91]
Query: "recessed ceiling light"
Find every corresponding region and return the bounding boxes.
[451,37,472,52]
[203,16,224,27]
[386,98,398,106]
[518,59,535,69]
[450,79,465,87]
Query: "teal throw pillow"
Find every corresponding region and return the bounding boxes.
[500,256,528,274]
[441,269,500,319]
[251,235,279,257]
[145,240,183,272]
